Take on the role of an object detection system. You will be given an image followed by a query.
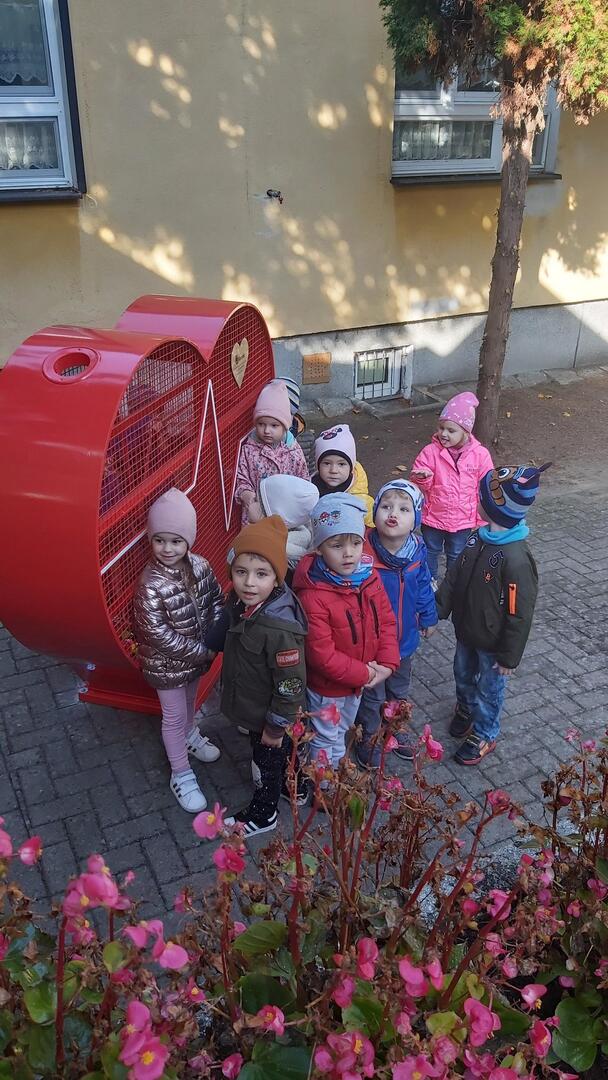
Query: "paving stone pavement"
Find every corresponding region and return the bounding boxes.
[1,486,607,919]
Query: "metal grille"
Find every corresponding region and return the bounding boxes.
[353,345,411,401]
[98,312,274,658]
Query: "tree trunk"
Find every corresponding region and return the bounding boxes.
[475,103,538,448]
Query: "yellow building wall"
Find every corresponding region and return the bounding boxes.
[0,0,607,363]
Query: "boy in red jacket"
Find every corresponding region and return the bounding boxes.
[293,493,400,767]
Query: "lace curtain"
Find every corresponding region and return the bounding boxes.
[0,0,49,87]
[0,120,58,169]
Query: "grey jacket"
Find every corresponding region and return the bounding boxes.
[133,554,224,689]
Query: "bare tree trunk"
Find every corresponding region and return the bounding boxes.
[475,102,538,448]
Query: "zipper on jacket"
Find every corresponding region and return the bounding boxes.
[346,610,358,645]
[370,598,380,637]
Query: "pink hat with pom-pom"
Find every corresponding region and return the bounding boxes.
[439,392,479,433]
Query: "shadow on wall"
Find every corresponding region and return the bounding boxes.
[0,2,606,377]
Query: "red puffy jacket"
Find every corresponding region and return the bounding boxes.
[292,554,400,697]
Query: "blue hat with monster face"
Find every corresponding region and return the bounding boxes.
[479,464,551,527]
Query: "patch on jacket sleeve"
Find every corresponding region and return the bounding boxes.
[276,648,300,667]
[277,676,303,698]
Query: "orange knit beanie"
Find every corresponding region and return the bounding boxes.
[227,514,288,584]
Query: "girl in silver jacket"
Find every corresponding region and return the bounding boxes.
[133,488,224,813]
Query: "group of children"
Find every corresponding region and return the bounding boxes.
[133,379,547,838]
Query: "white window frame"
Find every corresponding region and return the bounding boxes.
[0,0,84,193]
[393,71,560,179]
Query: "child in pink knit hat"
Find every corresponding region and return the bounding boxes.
[235,379,310,525]
[410,392,494,586]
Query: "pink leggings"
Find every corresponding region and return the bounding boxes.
[157,679,199,775]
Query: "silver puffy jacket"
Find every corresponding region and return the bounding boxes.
[133,554,224,689]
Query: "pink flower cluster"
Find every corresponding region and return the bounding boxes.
[0,818,43,865]
[119,1001,169,1080]
[314,1030,375,1078]
[398,956,444,997]
[420,725,443,761]
[123,919,189,970]
[193,802,227,840]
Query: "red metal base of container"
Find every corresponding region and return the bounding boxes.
[0,296,274,714]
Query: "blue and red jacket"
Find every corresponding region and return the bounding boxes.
[365,529,438,659]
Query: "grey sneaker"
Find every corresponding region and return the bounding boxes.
[186,727,221,763]
[170,769,208,813]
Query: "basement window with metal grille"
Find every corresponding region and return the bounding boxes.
[353,345,412,401]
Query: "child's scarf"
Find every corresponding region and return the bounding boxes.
[311,554,373,589]
[369,527,419,569]
[478,521,529,545]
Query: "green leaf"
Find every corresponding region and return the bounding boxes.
[251,903,271,917]
[427,1011,459,1036]
[576,987,602,1009]
[239,1042,312,1080]
[300,914,327,964]
[343,993,384,1036]
[552,1030,597,1072]
[348,795,365,830]
[233,920,287,957]
[24,982,57,1025]
[15,962,50,990]
[26,1023,55,1072]
[81,1074,105,1079]
[595,857,608,884]
[64,1013,93,1057]
[102,941,127,973]
[238,973,296,1015]
[101,1036,129,1080]
[556,997,596,1042]
[493,999,532,1038]
[0,1009,14,1053]
[265,947,297,982]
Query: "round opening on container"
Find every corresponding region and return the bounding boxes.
[42,347,100,383]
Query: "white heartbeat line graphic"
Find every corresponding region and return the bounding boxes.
[101,377,247,576]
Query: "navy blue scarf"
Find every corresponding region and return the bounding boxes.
[369,527,419,569]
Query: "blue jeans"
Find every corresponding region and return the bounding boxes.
[357,656,412,744]
[453,642,506,742]
[421,525,471,579]
[306,690,361,767]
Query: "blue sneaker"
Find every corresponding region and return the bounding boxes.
[354,741,381,770]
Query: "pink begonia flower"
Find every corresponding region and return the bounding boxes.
[315,1031,374,1078]
[63,871,120,917]
[392,1055,442,1079]
[65,917,96,946]
[421,724,444,761]
[152,938,189,971]
[123,924,152,949]
[565,728,580,743]
[488,1070,518,1080]
[379,776,403,811]
[123,1000,151,1036]
[383,699,402,719]
[530,1018,551,1057]
[221,1053,244,1079]
[433,1035,459,1064]
[356,937,378,980]
[193,803,226,841]
[501,957,518,978]
[395,1010,412,1036]
[559,975,576,988]
[120,1033,169,1080]
[398,956,429,998]
[464,998,501,1047]
[0,819,13,858]
[520,983,547,1010]
[484,933,504,958]
[487,790,511,812]
[463,898,481,919]
[182,977,205,1003]
[462,1048,496,1077]
[123,870,136,886]
[385,735,399,751]
[332,974,356,1008]
[0,931,9,961]
[582,739,597,751]
[213,844,246,874]
[487,889,512,921]
[566,899,582,917]
[174,889,188,914]
[18,835,43,865]
[588,877,608,900]
[256,1005,285,1035]
[556,1073,579,1080]
[314,703,341,725]
[231,921,247,939]
[426,958,444,990]
[316,749,331,767]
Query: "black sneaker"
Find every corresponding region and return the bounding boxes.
[354,742,381,770]
[224,808,278,837]
[449,706,473,739]
[392,732,416,761]
[280,774,311,806]
[454,732,496,767]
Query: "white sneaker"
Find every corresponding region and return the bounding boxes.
[170,770,208,813]
[430,577,439,593]
[186,727,221,763]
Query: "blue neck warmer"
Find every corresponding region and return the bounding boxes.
[369,527,419,569]
[311,554,373,589]
[478,520,529,545]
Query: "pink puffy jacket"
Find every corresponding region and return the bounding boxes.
[411,434,494,532]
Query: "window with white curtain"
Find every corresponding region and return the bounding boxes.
[0,0,85,196]
[392,65,560,181]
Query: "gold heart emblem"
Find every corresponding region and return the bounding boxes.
[231,338,249,388]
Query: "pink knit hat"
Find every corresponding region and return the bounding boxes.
[439,392,479,433]
[314,424,357,470]
[253,380,291,432]
[147,488,197,548]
